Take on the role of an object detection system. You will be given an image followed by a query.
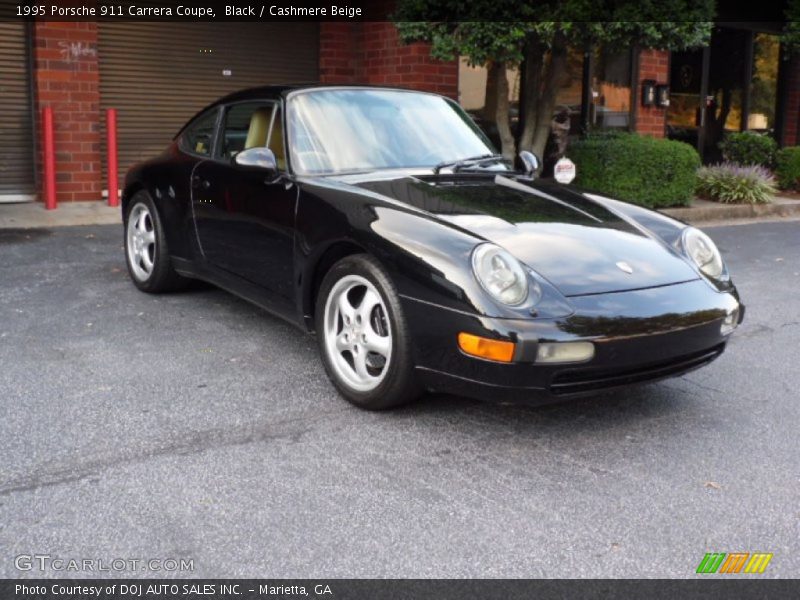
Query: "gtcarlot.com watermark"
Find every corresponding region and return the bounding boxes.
[15,554,194,573]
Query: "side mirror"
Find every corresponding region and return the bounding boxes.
[519,150,540,177]
[235,147,277,174]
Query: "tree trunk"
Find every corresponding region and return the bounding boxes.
[489,61,515,160]
[518,42,544,155]
[530,34,569,161]
[481,63,499,122]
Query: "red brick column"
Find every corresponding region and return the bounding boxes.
[635,49,669,138]
[319,22,458,99]
[32,21,102,203]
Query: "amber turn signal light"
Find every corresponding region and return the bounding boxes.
[457,332,516,363]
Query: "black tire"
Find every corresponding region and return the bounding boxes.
[124,190,188,293]
[315,254,420,410]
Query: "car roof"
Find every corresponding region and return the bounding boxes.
[216,83,435,104]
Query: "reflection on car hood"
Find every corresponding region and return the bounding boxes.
[346,173,699,297]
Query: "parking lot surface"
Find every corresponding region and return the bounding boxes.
[0,220,798,578]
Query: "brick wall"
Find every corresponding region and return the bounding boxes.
[320,22,458,99]
[319,23,363,84]
[635,49,669,138]
[32,21,102,202]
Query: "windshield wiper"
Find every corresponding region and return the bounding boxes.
[433,154,506,174]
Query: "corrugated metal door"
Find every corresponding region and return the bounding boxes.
[0,22,35,202]
[98,22,319,188]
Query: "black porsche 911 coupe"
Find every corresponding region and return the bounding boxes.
[122,85,743,410]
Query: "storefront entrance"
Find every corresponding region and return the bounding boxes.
[667,25,781,162]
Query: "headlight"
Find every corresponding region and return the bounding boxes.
[682,227,724,280]
[471,243,529,306]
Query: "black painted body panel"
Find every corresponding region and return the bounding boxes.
[121,85,743,404]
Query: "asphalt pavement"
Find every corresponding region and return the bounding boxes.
[0,220,798,578]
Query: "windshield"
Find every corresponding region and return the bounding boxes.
[287,89,504,175]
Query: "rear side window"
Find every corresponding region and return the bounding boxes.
[181,109,219,156]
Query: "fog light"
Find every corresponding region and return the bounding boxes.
[458,332,515,363]
[721,307,739,335]
[536,341,595,364]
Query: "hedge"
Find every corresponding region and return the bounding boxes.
[719,131,777,167]
[569,133,700,208]
[775,146,800,190]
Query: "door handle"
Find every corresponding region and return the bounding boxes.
[192,175,210,190]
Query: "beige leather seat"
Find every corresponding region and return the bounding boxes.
[268,115,286,170]
[244,108,270,150]
[244,107,285,170]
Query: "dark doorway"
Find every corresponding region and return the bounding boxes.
[667,26,780,163]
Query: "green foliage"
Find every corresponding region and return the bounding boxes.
[775,147,800,190]
[719,131,778,167]
[783,0,800,54]
[394,1,714,66]
[696,163,776,204]
[569,133,700,208]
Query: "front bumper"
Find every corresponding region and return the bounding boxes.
[403,279,742,404]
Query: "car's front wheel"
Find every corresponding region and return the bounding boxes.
[316,254,420,410]
[124,190,187,293]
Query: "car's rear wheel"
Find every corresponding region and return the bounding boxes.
[316,254,420,410]
[124,190,187,293]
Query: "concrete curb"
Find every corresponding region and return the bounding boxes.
[0,201,120,229]
[660,197,800,225]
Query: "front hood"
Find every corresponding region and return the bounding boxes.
[345,173,699,297]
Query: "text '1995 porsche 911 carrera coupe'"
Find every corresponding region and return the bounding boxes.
[122,85,743,410]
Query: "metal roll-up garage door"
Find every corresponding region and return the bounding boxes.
[98,22,319,188]
[0,22,35,202]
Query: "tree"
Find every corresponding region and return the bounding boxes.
[394,1,714,161]
[782,0,800,55]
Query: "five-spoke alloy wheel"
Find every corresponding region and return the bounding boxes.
[124,190,186,293]
[126,202,156,282]
[316,254,419,409]
[323,274,393,393]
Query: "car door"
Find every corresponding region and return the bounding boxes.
[191,100,296,305]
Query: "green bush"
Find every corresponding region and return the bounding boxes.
[719,131,777,167]
[695,163,776,204]
[569,133,700,208]
[775,146,800,190]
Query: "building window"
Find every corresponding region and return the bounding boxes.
[750,32,779,131]
[588,46,633,130]
[457,45,631,143]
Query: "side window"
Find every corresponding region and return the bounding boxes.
[220,102,286,171]
[220,102,274,159]
[181,109,219,157]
